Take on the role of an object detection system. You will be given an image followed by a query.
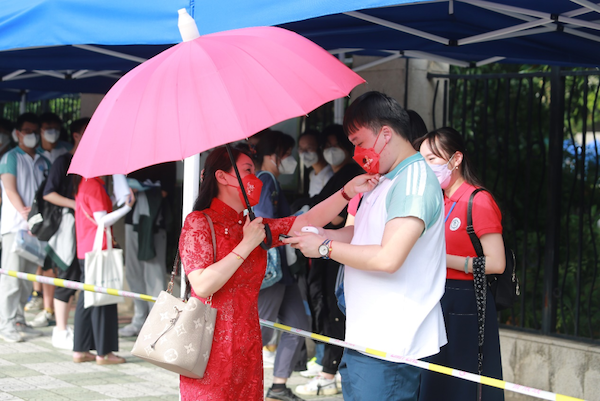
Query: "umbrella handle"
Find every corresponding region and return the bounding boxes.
[260,224,272,250]
[225,143,272,249]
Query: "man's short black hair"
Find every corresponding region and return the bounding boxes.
[343,91,410,142]
[70,117,90,135]
[0,118,13,133]
[39,112,62,127]
[15,112,40,131]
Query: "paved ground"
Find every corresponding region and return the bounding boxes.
[0,306,343,401]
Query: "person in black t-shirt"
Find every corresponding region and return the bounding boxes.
[42,117,89,350]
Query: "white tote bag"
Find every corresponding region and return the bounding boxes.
[83,221,124,308]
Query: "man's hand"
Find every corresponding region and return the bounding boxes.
[20,206,31,222]
[284,231,327,259]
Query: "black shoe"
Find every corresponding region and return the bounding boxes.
[265,387,305,401]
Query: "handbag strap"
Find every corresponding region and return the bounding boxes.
[466,188,488,401]
[167,212,217,297]
[466,188,486,257]
[84,209,111,253]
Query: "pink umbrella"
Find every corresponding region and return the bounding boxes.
[69,23,365,178]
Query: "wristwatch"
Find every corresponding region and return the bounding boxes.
[318,239,332,259]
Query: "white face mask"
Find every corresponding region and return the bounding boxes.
[323,147,346,167]
[300,151,318,167]
[43,128,60,144]
[278,155,298,175]
[428,154,456,189]
[22,133,38,149]
[11,129,18,144]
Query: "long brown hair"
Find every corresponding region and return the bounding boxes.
[413,127,484,188]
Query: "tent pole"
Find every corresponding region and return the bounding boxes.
[180,154,200,297]
[334,53,346,125]
[19,91,26,114]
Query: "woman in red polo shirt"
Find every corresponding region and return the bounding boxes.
[72,175,135,365]
[416,127,505,401]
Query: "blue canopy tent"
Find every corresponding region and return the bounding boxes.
[1,0,600,95]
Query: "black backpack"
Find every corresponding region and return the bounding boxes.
[466,188,520,311]
[27,177,63,241]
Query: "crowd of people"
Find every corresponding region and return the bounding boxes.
[0,90,506,401]
[0,112,173,366]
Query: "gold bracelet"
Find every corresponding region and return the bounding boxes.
[231,251,245,261]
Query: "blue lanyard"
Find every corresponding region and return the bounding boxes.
[445,202,457,223]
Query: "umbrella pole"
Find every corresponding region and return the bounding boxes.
[181,154,201,297]
[225,144,271,249]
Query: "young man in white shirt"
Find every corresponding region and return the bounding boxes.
[0,113,51,343]
[286,91,447,401]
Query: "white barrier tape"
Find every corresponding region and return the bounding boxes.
[0,269,585,401]
[0,269,157,303]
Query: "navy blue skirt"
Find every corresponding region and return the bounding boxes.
[420,279,505,401]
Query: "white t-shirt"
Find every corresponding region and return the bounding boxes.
[344,153,447,360]
[0,147,51,235]
[308,164,334,198]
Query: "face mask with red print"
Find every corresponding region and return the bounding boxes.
[352,129,388,174]
[226,173,263,207]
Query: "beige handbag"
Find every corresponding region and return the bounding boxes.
[131,212,218,379]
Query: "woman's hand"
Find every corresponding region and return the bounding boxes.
[125,189,136,208]
[346,174,380,197]
[241,216,266,249]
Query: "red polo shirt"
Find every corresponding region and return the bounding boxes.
[444,182,502,280]
[75,177,113,259]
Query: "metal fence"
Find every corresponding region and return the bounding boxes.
[1,95,81,131]
[429,68,600,342]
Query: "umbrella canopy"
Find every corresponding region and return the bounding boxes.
[68,25,365,178]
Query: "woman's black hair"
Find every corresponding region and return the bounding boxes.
[413,127,484,188]
[253,130,295,169]
[192,146,249,212]
[407,109,428,147]
[298,129,324,150]
[323,124,354,155]
[72,175,83,197]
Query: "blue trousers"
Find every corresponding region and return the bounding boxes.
[339,349,420,401]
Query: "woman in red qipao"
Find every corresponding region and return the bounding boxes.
[178,146,377,401]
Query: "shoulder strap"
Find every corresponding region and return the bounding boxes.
[167,211,217,295]
[201,212,217,264]
[257,170,279,195]
[466,188,486,257]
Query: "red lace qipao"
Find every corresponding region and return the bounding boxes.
[179,198,295,401]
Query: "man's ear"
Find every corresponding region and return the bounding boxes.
[381,125,394,144]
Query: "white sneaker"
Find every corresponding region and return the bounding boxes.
[52,327,74,350]
[300,358,323,378]
[263,348,276,368]
[0,329,23,343]
[296,374,339,396]
[24,296,43,312]
[335,371,342,390]
[28,310,55,328]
